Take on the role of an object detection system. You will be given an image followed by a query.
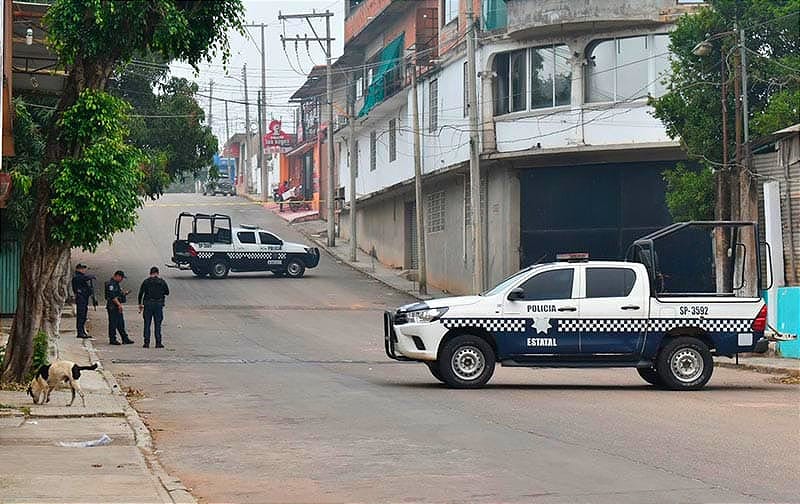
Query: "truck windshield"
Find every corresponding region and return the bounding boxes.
[481,266,537,297]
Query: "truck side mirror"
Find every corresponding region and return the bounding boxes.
[507,287,525,301]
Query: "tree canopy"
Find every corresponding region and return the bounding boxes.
[651,0,800,220]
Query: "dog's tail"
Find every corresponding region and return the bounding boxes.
[71,363,99,380]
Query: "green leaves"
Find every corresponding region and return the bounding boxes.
[663,164,715,222]
[49,91,145,251]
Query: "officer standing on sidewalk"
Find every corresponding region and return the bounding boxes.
[71,263,95,339]
[105,270,134,345]
[138,266,170,348]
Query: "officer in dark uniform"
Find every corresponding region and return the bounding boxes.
[137,266,170,348]
[71,264,96,339]
[105,270,134,345]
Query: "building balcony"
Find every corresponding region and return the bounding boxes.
[504,0,703,39]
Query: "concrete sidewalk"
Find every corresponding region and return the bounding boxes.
[0,316,194,503]
[292,219,446,301]
[714,354,800,376]
[242,192,319,223]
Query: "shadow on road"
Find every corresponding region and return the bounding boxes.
[382,381,780,392]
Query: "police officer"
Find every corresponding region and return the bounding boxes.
[71,264,96,339]
[137,266,170,348]
[105,270,134,345]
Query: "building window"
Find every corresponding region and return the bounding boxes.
[443,0,458,25]
[509,50,527,112]
[356,76,364,99]
[429,79,439,132]
[388,118,397,162]
[531,44,572,109]
[369,131,377,171]
[463,61,469,118]
[586,34,670,103]
[427,191,446,233]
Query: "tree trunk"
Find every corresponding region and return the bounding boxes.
[1,196,71,382]
[0,56,114,383]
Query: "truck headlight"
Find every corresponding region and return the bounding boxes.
[405,307,448,324]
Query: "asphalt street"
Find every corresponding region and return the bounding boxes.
[76,193,800,504]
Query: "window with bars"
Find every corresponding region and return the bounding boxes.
[370,131,377,171]
[429,79,439,132]
[426,191,446,233]
[388,118,397,162]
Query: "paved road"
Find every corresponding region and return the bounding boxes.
[77,193,800,504]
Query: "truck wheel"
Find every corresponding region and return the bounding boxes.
[209,258,230,279]
[437,334,495,389]
[190,265,208,277]
[637,366,663,387]
[656,337,713,390]
[285,259,305,278]
[427,362,445,383]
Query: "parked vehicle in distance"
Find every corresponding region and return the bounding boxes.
[203,177,236,196]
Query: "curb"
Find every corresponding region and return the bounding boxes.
[714,360,800,377]
[83,339,196,503]
[294,226,430,302]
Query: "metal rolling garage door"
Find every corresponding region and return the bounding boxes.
[519,161,674,267]
[405,201,418,269]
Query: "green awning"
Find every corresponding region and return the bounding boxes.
[358,34,405,118]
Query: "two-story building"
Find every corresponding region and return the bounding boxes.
[293,0,705,294]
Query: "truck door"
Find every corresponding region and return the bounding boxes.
[578,266,647,357]
[259,232,284,269]
[501,266,580,357]
[234,230,260,271]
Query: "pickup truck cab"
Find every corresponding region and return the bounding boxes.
[170,213,320,279]
[384,224,770,390]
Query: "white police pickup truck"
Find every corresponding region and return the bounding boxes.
[384,222,771,390]
[169,213,320,279]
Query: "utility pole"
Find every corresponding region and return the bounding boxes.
[224,100,230,150]
[208,80,214,130]
[243,23,269,200]
[466,5,484,293]
[257,90,264,198]
[348,78,358,262]
[279,10,336,246]
[410,53,427,295]
[242,64,251,193]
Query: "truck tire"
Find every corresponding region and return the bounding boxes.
[637,366,663,387]
[427,362,445,383]
[437,334,495,389]
[285,258,305,278]
[209,257,230,279]
[190,265,208,277]
[656,337,713,390]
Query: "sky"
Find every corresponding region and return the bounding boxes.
[169,0,346,143]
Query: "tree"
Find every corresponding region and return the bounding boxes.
[108,67,218,197]
[651,0,800,222]
[1,0,243,383]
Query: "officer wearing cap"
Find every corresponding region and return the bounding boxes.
[105,270,134,345]
[71,263,96,339]
[137,266,170,348]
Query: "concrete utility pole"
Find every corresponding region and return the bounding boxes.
[257,91,264,196]
[279,10,336,246]
[242,64,251,193]
[348,78,358,262]
[410,55,427,295]
[224,100,230,149]
[466,5,484,293]
[208,80,214,129]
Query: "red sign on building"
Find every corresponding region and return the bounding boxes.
[222,142,240,158]
[263,120,295,152]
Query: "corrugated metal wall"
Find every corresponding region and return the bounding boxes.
[754,135,800,286]
[0,239,21,314]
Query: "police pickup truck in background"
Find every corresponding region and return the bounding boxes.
[170,213,320,279]
[384,223,771,390]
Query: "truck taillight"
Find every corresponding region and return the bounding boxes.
[752,305,767,332]
[188,245,198,257]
